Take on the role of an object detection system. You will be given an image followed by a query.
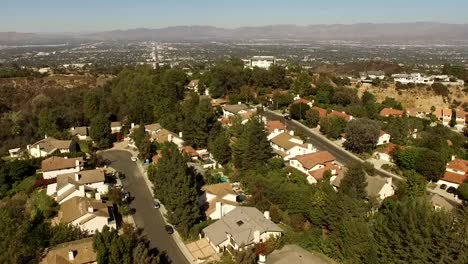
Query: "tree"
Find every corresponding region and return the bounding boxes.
[344,118,381,153]
[181,96,219,148]
[208,130,232,165]
[291,71,312,96]
[457,182,468,201]
[90,113,112,149]
[319,116,347,139]
[395,170,427,199]
[232,118,272,171]
[289,102,310,120]
[449,109,457,127]
[432,82,449,97]
[339,164,368,200]
[382,97,403,110]
[149,143,200,237]
[305,108,320,128]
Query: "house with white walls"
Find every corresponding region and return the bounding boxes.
[199,183,239,220]
[69,126,90,140]
[40,237,96,264]
[265,120,285,135]
[41,156,84,179]
[269,131,316,161]
[437,158,468,189]
[292,95,313,107]
[243,56,276,69]
[392,73,434,85]
[46,169,108,204]
[377,131,391,146]
[56,196,116,234]
[366,176,395,200]
[202,207,282,253]
[110,122,123,134]
[435,108,466,131]
[27,136,73,158]
[289,151,340,184]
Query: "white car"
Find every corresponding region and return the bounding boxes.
[131,156,137,162]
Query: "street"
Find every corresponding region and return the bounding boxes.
[100,150,189,264]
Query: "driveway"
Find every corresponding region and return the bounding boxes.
[100,150,190,264]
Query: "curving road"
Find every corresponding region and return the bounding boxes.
[100,150,189,264]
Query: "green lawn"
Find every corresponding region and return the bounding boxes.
[78,140,90,153]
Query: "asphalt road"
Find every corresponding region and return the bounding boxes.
[100,150,189,264]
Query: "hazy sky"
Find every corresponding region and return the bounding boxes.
[2,0,468,32]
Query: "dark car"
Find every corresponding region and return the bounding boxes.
[440,184,447,190]
[447,186,457,194]
[165,225,174,234]
[284,114,292,120]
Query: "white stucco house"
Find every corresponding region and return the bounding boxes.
[110,122,123,134]
[222,103,251,118]
[46,169,108,204]
[243,56,276,69]
[199,183,239,220]
[269,131,316,161]
[289,151,340,184]
[57,196,116,234]
[8,148,21,158]
[436,158,468,189]
[202,207,283,253]
[27,136,73,158]
[69,126,90,141]
[41,156,84,179]
[366,176,395,200]
[377,130,391,146]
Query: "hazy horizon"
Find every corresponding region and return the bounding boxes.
[2,0,468,32]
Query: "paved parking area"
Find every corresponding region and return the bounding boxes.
[186,238,219,263]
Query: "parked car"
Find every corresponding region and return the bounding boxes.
[447,186,457,194]
[131,156,137,162]
[165,225,174,234]
[154,200,160,209]
[440,184,447,190]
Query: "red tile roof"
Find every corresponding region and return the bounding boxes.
[266,120,285,133]
[294,98,312,105]
[380,108,404,117]
[293,151,335,170]
[329,110,352,121]
[447,159,468,173]
[312,107,327,118]
[441,171,468,185]
[308,162,339,180]
[182,146,199,157]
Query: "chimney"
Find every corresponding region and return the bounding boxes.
[253,230,261,243]
[44,134,48,139]
[216,201,223,219]
[238,101,242,105]
[168,134,173,142]
[88,207,94,213]
[75,159,80,169]
[258,254,266,264]
[68,250,76,261]
[95,193,101,201]
[451,155,456,161]
[289,130,294,136]
[131,122,135,129]
[74,173,80,181]
[27,145,31,150]
[263,211,270,220]
[179,132,183,138]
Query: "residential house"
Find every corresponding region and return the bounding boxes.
[199,183,239,220]
[187,79,199,92]
[437,158,468,189]
[360,71,385,82]
[312,106,327,118]
[27,136,73,158]
[46,169,108,204]
[110,122,122,134]
[406,108,427,118]
[196,149,221,169]
[42,156,84,179]
[8,148,21,158]
[289,151,340,184]
[182,146,199,160]
[328,110,353,121]
[377,131,391,146]
[366,176,395,200]
[269,131,316,161]
[56,196,116,234]
[379,108,404,118]
[266,244,332,264]
[202,207,283,253]
[70,126,90,140]
[40,238,96,264]
[435,108,466,131]
[243,56,276,69]
[222,103,251,118]
[375,143,403,162]
[265,120,285,134]
[292,95,313,107]
[392,73,434,85]
[153,128,184,148]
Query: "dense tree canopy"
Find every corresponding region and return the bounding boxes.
[344,118,381,153]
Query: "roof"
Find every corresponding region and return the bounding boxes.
[406,108,425,117]
[329,110,352,121]
[312,107,327,118]
[41,156,83,172]
[40,238,96,264]
[145,123,162,132]
[379,108,403,117]
[110,121,121,127]
[202,183,236,197]
[203,207,282,246]
[153,129,179,144]
[56,169,105,191]
[293,151,335,170]
[379,143,402,155]
[270,133,305,150]
[441,171,467,185]
[379,130,389,137]
[293,98,311,105]
[223,104,250,114]
[188,79,199,87]
[31,137,72,154]
[211,98,228,106]
[447,159,468,173]
[308,162,339,180]
[58,196,110,224]
[267,244,333,264]
[429,194,456,211]
[266,120,285,133]
[69,127,89,137]
[182,146,199,157]
[366,176,390,197]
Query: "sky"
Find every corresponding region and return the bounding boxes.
[2,0,468,32]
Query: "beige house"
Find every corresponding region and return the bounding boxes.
[70,126,90,140]
[27,136,73,158]
[202,207,282,253]
[41,238,96,264]
[46,169,108,204]
[289,151,340,184]
[199,183,239,220]
[269,131,316,161]
[57,196,116,234]
[42,156,84,179]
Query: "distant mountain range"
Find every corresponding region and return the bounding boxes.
[2,23,468,45]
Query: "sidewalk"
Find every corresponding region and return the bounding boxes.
[111,142,198,264]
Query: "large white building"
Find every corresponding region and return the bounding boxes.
[243,56,276,69]
[392,73,434,85]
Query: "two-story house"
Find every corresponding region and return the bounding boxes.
[199,183,239,220]
[40,238,96,264]
[27,136,73,158]
[42,156,84,179]
[269,131,316,161]
[289,151,339,184]
[46,169,108,204]
[202,207,283,253]
[437,158,468,189]
[56,196,116,234]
